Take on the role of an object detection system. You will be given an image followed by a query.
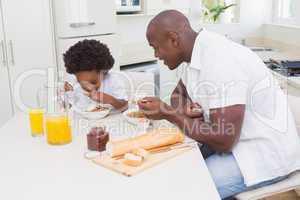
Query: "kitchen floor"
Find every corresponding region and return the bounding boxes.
[262,189,300,200]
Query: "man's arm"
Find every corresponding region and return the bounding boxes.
[164,104,245,153]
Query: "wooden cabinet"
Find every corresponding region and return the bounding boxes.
[0,0,56,115]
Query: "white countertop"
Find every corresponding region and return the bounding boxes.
[251,48,300,88]
[270,70,300,89]
[256,50,300,63]
[0,113,220,200]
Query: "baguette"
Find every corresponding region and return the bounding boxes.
[106,128,184,157]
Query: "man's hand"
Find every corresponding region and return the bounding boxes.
[183,103,204,120]
[137,97,173,120]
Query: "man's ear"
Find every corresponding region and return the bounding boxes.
[167,31,180,48]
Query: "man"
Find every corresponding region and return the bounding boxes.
[138,10,300,199]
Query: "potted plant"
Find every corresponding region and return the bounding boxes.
[203,2,236,23]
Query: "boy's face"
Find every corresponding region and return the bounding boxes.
[75,70,105,92]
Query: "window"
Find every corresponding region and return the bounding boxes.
[273,0,296,24]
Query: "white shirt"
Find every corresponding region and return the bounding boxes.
[181,29,300,186]
[66,72,128,110]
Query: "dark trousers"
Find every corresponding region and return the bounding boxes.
[198,143,216,159]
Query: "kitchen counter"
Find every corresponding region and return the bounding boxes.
[0,113,220,200]
[256,50,300,63]
[270,69,300,90]
[249,45,300,89]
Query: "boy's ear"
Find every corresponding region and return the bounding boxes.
[167,31,180,48]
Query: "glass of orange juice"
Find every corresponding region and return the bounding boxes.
[45,112,72,145]
[29,109,45,137]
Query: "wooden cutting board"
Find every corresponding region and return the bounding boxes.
[91,144,194,177]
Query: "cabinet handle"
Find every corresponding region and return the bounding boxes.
[0,40,6,66]
[9,40,15,65]
[69,22,96,28]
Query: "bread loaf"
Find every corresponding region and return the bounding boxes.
[106,128,184,157]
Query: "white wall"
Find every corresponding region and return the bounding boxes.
[265,25,300,46]
[116,0,275,100]
[190,0,273,41]
[263,24,300,48]
[117,0,273,47]
[262,0,300,47]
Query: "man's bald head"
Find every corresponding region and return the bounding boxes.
[146,10,197,70]
[147,10,192,38]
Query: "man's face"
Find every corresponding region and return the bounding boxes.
[147,27,183,70]
[75,70,104,91]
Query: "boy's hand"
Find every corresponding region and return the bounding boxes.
[89,90,113,105]
[64,82,73,92]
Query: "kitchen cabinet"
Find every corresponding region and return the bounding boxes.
[57,34,120,73]
[53,0,116,38]
[0,0,56,114]
[0,8,13,127]
[283,83,300,132]
[159,61,185,103]
[0,64,12,127]
[144,0,190,16]
[120,42,155,66]
[53,0,119,72]
[288,93,300,133]
[272,73,300,133]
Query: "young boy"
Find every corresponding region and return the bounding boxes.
[63,39,128,112]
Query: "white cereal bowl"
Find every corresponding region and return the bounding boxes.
[123,109,150,126]
[73,105,112,120]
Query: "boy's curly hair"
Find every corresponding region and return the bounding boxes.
[63,39,114,74]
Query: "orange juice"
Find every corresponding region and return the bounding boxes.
[29,109,44,136]
[46,114,72,145]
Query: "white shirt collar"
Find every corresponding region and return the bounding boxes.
[189,28,205,70]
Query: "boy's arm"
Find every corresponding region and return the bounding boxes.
[90,91,128,111]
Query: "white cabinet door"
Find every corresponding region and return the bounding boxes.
[0,64,13,127]
[273,74,300,134]
[57,34,120,75]
[53,0,116,38]
[1,0,56,112]
[0,10,13,127]
[286,85,300,133]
